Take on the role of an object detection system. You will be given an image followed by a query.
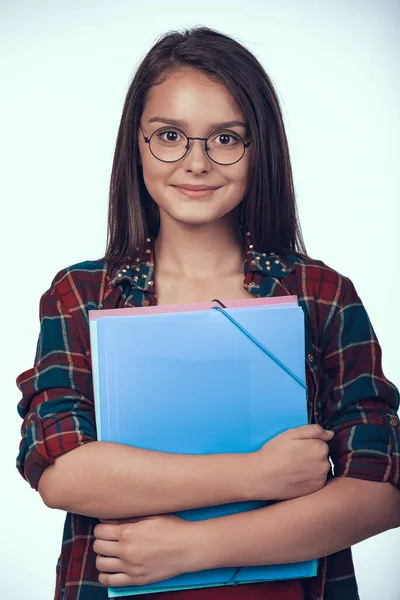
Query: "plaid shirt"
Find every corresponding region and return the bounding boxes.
[16,239,400,600]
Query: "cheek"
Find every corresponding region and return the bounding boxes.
[230,163,249,194]
[142,160,174,190]
[138,137,171,186]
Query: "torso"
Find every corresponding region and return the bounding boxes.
[146,270,304,599]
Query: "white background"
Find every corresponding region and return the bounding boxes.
[1,1,399,598]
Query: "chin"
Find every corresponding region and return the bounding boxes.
[171,213,225,228]
[161,196,239,228]
[163,200,233,226]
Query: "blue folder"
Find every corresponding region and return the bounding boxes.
[89,304,318,597]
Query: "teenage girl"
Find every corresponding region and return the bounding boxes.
[16,26,400,600]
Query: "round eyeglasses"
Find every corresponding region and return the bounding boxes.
[139,124,252,166]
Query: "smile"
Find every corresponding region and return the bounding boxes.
[173,186,221,198]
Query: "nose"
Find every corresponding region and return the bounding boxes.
[181,138,210,172]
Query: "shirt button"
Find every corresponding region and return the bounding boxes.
[389,416,399,427]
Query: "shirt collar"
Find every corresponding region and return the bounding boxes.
[109,233,295,290]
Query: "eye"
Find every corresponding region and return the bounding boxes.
[210,132,241,146]
[155,129,184,143]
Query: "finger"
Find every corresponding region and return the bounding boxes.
[99,571,143,587]
[96,555,124,573]
[93,539,120,558]
[94,523,120,541]
[292,424,334,440]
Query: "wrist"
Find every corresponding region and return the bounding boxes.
[185,519,220,573]
[225,452,259,503]
[244,450,277,502]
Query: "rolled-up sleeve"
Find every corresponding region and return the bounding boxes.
[16,274,96,490]
[320,276,400,488]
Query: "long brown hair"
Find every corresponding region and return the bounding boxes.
[103,26,308,266]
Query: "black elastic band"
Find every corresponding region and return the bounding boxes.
[211,298,227,308]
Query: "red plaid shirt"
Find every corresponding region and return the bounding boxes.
[16,239,400,600]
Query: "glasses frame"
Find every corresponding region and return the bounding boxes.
[139,124,252,166]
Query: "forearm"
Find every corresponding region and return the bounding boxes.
[190,478,400,571]
[38,441,253,519]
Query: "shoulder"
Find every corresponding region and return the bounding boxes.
[41,258,119,314]
[284,253,364,347]
[286,252,357,309]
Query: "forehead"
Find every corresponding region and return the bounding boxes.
[143,68,244,127]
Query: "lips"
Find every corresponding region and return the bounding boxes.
[173,185,220,191]
[173,186,220,199]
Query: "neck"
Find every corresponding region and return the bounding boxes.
[154,213,245,279]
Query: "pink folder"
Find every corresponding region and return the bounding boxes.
[89,295,298,321]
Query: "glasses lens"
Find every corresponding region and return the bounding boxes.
[149,129,188,162]
[149,128,246,164]
[206,131,245,164]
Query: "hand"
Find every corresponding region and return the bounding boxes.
[93,514,195,588]
[251,424,334,501]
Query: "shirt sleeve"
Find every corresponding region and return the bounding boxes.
[16,273,97,491]
[320,275,400,488]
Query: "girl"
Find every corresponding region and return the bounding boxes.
[16,26,400,600]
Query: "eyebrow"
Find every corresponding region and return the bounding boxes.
[147,116,247,130]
